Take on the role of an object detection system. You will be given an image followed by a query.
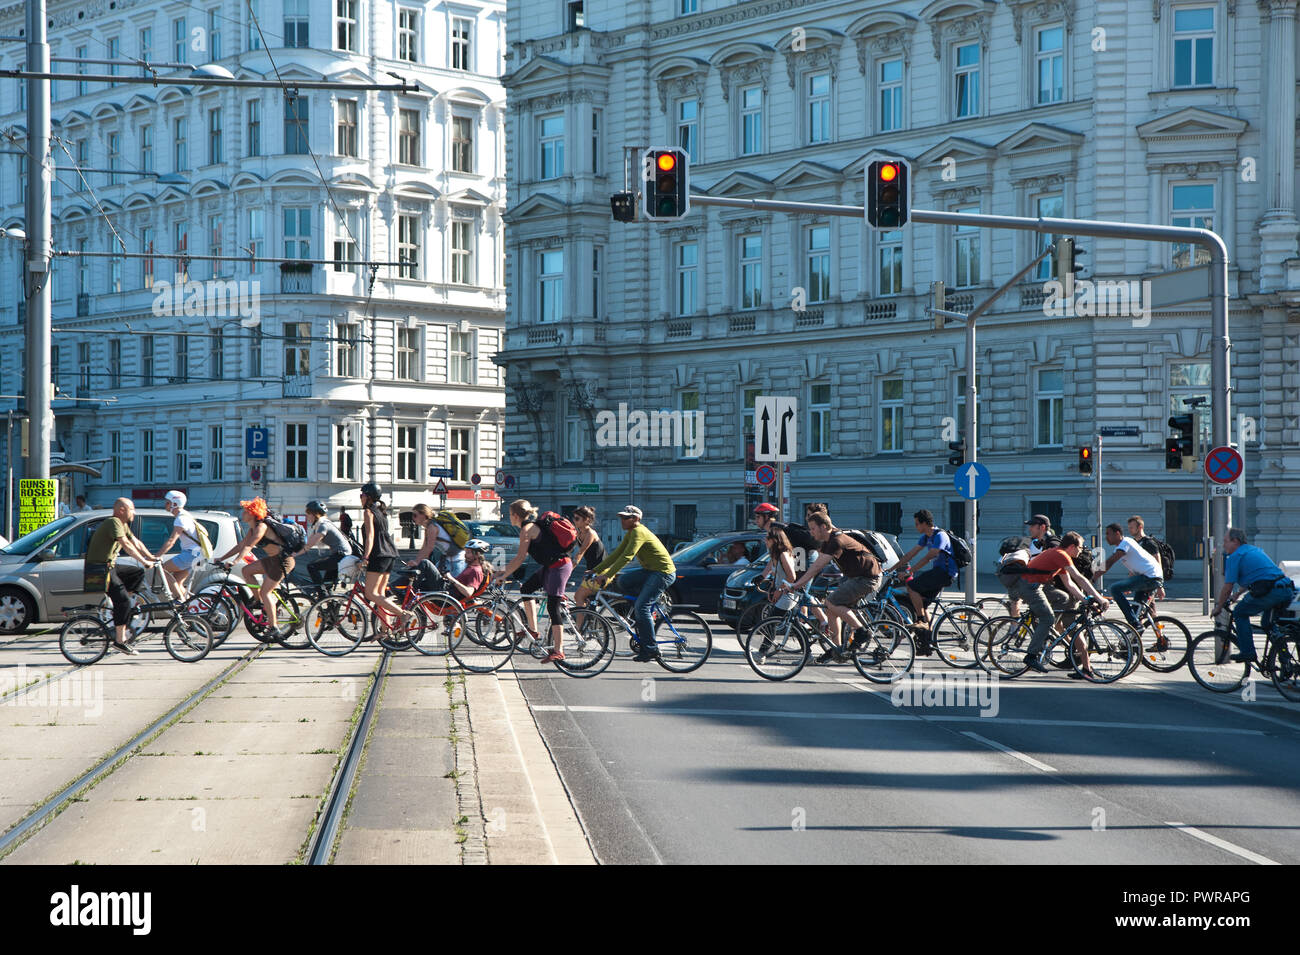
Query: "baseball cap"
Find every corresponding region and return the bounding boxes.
[1024,514,1051,527]
[752,503,779,515]
[617,505,643,519]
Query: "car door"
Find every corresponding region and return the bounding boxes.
[43,517,108,619]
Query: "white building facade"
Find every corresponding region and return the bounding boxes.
[0,0,508,523]
[500,0,1300,558]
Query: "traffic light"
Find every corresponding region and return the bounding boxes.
[931,280,946,330]
[948,439,965,467]
[1167,414,1195,470]
[866,159,909,229]
[1056,238,1086,284]
[641,147,689,221]
[610,191,636,222]
[1165,439,1183,470]
[1079,445,1093,475]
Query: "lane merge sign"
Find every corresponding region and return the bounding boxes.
[954,461,991,500]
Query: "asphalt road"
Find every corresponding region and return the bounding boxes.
[516,617,1300,865]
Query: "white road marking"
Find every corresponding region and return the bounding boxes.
[1164,822,1279,865]
[960,731,1058,772]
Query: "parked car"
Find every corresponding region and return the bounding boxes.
[0,508,245,633]
[465,519,536,580]
[613,531,766,614]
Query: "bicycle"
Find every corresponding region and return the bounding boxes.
[976,598,1136,683]
[60,590,215,664]
[864,571,988,669]
[585,584,712,673]
[448,585,613,677]
[1187,607,1300,700]
[190,563,309,649]
[303,571,442,656]
[1124,590,1191,673]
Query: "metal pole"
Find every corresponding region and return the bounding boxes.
[775,463,784,523]
[1203,470,1211,616]
[1096,433,1103,576]
[964,317,977,604]
[24,0,52,482]
[5,411,12,540]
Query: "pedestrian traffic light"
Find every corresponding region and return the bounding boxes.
[866,159,909,229]
[948,439,965,467]
[1079,445,1093,475]
[1167,414,1195,470]
[641,147,689,221]
[1056,238,1086,284]
[1165,438,1183,470]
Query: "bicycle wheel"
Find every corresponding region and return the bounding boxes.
[164,613,214,663]
[408,592,463,656]
[736,601,778,647]
[554,609,614,677]
[1137,615,1191,673]
[930,605,986,669]
[653,609,712,673]
[267,590,309,650]
[976,596,1011,616]
[980,616,1032,678]
[852,619,915,684]
[99,593,148,640]
[1188,630,1248,693]
[186,590,237,646]
[745,618,810,681]
[450,605,517,673]
[1267,629,1300,702]
[1070,620,1134,684]
[305,595,367,656]
[59,613,111,665]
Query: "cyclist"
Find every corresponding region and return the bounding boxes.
[1005,531,1110,675]
[300,500,350,594]
[753,502,828,630]
[571,506,606,608]
[438,538,492,601]
[779,512,881,663]
[356,482,414,635]
[152,490,203,600]
[496,499,575,664]
[1210,528,1298,663]
[1102,522,1164,629]
[84,497,160,655]
[215,497,298,640]
[883,509,958,653]
[408,503,467,577]
[589,505,676,664]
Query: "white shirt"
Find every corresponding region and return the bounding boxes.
[1113,536,1162,579]
[174,512,201,554]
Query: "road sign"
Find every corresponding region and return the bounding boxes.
[433,478,448,496]
[429,467,455,479]
[1098,426,1140,437]
[505,448,528,458]
[569,483,600,493]
[754,396,797,463]
[1204,446,1243,484]
[1146,264,1211,309]
[470,472,481,486]
[495,472,507,486]
[504,475,516,489]
[245,427,269,462]
[18,478,58,536]
[954,461,991,500]
[755,464,776,486]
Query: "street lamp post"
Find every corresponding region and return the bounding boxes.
[23,0,53,482]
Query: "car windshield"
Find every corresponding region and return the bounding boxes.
[671,536,747,564]
[469,521,515,537]
[0,515,78,556]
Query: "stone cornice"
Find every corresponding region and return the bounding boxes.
[1257,0,1299,21]
[925,6,995,60]
[782,36,844,88]
[649,0,822,42]
[855,26,917,73]
[518,89,602,113]
[1007,0,1075,43]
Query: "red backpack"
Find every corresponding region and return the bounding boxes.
[537,512,577,549]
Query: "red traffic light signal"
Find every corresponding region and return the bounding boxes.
[1079,446,1093,474]
[866,159,909,229]
[641,147,690,221]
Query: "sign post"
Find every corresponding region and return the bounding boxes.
[754,396,796,520]
[18,478,58,536]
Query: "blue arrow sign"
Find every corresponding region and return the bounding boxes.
[245,427,269,461]
[954,461,991,500]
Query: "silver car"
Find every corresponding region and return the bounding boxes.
[0,508,244,632]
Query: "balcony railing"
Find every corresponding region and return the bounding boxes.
[864,300,898,322]
[666,318,692,339]
[1020,283,1050,309]
[727,313,757,333]
[280,263,313,293]
[283,374,313,398]
[794,308,825,327]
[526,325,560,345]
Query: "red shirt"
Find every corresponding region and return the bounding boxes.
[456,564,486,595]
[1019,548,1074,584]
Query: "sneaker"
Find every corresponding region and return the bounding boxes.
[1230,652,1258,663]
[1024,653,1049,673]
[1067,670,1088,680]
[632,647,661,663]
[816,646,845,665]
[112,640,139,655]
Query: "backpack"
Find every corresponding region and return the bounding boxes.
[1139,536,1175,580]
[843,529,890,564]
[177,520,213,559]
[537,512,577,549]
[936,528,972,569]
[345,531,365,558]
[433,510,472,549]
[263,515,306,553]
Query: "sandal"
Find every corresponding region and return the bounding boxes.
[541,650,565,664]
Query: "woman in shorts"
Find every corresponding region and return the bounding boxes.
[215,497,295,639]
[153,490,203,599]
[358,481,412,632]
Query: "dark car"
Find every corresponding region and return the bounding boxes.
[613,532,765,614]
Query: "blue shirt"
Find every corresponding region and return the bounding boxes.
[918,530,957,578]
[1225,544,1283,587]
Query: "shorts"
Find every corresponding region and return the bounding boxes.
[260,551,295,584]
[542,559,573,596]
[366,555,395,575]
[908,567,955,603]
[830,575,880,607]
[166,550,201,571]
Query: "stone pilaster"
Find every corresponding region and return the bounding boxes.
[1257,0,1300,291]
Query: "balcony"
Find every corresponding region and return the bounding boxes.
[280,262,313,294]
[864,300,898,322]
[666,318,692,339]
[283,374,313,398]
[526,325,560,346]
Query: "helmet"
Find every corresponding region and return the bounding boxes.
[752,503,779,515]
[164,490,187,509]
[464,538,490,552]
[360,481,383,501]
[305,499,326,516]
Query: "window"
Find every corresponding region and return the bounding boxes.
[209,215,224,279]
[142,429,155,482]
[246,209,264,273]
[562,398,583,462]
[142,334,156,386]
[880,378,903,451]
[1034,195,1064,280]
[676,99,698,162]
[1035,368,1064,446]
[140,123,153,172]
[1173,6,1214,88]
[740,86,762,155]
[397,108,422,165]
[51,346,61,390]
[449,328,475,384]
[874,501,902,536]
[1035,25,1064,105]
[450,219,474,285]
[78,342,91,392]
[211,327,224,380]
[806,72,831,144]
[247,0,261,50]
[141,227,154,289]
[109,257,122,294]
[336,100,358,157]
[451,17,472,70]
[246,100,261,157]
[109,431,121,483]
[675,241,698,316]
[396,326,419,381]
[566,0,584,31]
[284,0,309,48]
[76,240,89,296]
[208,108,222,164]
[1171,182,1214,267]
[449,427,472,482]
[538,249,563,322]
[679,0,698,14]
[285,95,309,154]
[954,42,980,118]
[878,230,903,296]
[174,427,188,481]
[107,133,121,184]
[679,391,701,458]
[739,234,762,310]
[879,58,904,133]
[209,8,222,60]
[538,114,564,179]
[451,115,473,172]
[336,0,358,52]
[107,37,120,87]
[1169,361,1212,447]
[336,323,359,377]
[209,426,224,481]
[398,9,419,62]
[334,423,357,481]
[809,383,831,455]
[249,324,263,377]
[285,423,308,480]
[954,373,986,446]
[173,117,188,172]
[333,209,360,274]
[173,18,187,64]
[1029,500,1063,532]
[592,247,602,320]
[806,225,830,304]
[953,206,980,288]
[76,45,88,96]
[109,340,122,389]
[175,333,190,383]
[591,109,601,174]
[284,322,312,377]
[138,27,152,73]
[396,425,419,481]
[284,207,311,259]
[172,217,189,282]
[397,213,420,278]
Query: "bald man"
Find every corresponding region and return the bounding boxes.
[84,498,158,654]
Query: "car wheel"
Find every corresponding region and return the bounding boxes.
[0,587,37,634]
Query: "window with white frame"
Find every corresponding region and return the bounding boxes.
[675,241,697,316]
[591,109,601,174]
[246,208,263,272]
[172,19,187,63]
[676,99,698,162]
[538,113,564,179]
[450,219,474,284]
[337,99,358,157]
[141,227,154,289]
[142,429,155,482]
[878,58,904,133]
[809,383,831,455]
[246,100,261,157]
[1035,25,1064,105]
[396,213,421,278]
[333,208,360,274]
[284,0,308,47]
[678,390,701,458]
[679,0,697,14]
[336,322,359,377]
[78,341,91,392]
[335,0,358,52]
[953,206,980,288]
[396,326,420,381]
[451,115,473,172]
[140,123,153,172]
[538,249,563,322]
[739,234,762,310]
[174,219,190,284]
[449,427,472,482]
[334,422,357,480]
[451,17,472,71]
[1173,6,1215,88]
[395,424,419,481]
[173,117,188,171]
[562,398,583,462]
[880,378,903,451]
[954,373,986,446]
[449,328,475,384]
[806,72,831,145]
[207,108,222,164]
[805,225,830,304]
[211,327,224,380]
[878,229,903,296]
[208,214,223,279]
[398,108,421,165]
[285,95,310,154]
[209,425,224,481]
[739,86,762,155]
[1033,195,1064,280]
[285,422,308,479]
[109,430,120,482]
[1035,368,1064,446]
[108,36,120,86]
[175,333,190,382]
[174,427,188,481]
[139,27,152,72]
[1171,182,1214,267]
[209,9,222,60]
[398,9,420,63]
[284,207,311,259]
[248,324,263,376]
[284,322,312,376]
[109,257,122,293]
[953,42,980,118]
[108,132,121,184]
[247,0,261,50]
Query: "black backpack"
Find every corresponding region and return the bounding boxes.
[842,529,890,564]
[263,515,306,553]
[1139,536,1175,580]
[935,528,972,569]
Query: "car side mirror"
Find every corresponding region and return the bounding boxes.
[33,549,53,561]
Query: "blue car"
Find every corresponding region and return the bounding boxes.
[613,532,766,614]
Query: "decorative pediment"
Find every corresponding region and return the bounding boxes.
[156,186,189,204]
[123,94,156,114]
[393,181,440,200]
[1007,0,1076,43]
[1136,107,1248,144]
[502,54,571,90]
[700,170,773,198]
[92,104,124,122]
[156,88,191,106]
[997,121,1085,156]
[775,28,845,88]
[268,170,319,187]
[60,204,93,221]
[231,172,266,189]
[920,0,997,59]
[736,358,760,384]
[997,122,1084,182]
[329,173,378,190]
[916,136,996,168]
[191,178,230,196]
[445,188,494,205]
[650,56,710,113]
[123,192,155,209]
[442,86,492,108]
[503,193,568,223]
[847,11,919,72]
[58,109,91,128]
[276,65,325,84]
[772,161,843,189]
[709,42,774,101]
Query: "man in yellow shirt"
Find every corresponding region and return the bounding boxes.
[592,505,677,663]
